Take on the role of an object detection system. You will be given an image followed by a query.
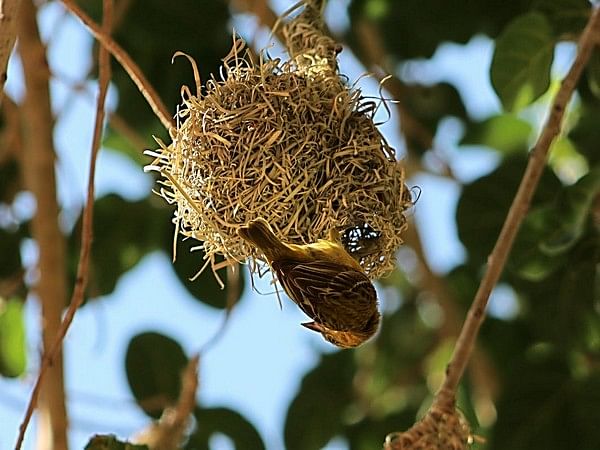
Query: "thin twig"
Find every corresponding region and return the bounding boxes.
[52,70,150,153]
[14,2,113,449]
[132,356,200,450]
[60,0,174,131]
[440,6,600,395]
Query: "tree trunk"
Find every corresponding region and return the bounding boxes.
[18,1,69,449]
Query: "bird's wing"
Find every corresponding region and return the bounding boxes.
[274,260,377,332]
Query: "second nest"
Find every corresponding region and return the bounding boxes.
[149,38,412,280]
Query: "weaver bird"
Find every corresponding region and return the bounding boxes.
[238,219,380,348]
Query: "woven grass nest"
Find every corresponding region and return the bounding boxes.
[384,390,473,450]
[146,1,412,280]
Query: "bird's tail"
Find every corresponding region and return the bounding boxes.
[238,218,290,261]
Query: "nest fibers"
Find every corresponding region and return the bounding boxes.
[384,390,474,450]
[146,1,412,280]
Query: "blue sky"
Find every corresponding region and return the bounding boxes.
[0,1,576,449]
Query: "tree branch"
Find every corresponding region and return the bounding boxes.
[59,0,174,131]
[0,0,21,106]
[132,356,200,450]
[51,69,150,154]
[17,1,68,449]
[440,5,600,395]
[403,222,500,405]
[15,1,113,449]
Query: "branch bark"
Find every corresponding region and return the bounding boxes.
[0,0,21,106]
[17,1,68,449]
[440,6,600,395]
[59,0,174,131]
[132,356,200,450]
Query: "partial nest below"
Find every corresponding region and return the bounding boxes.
[146,6,412,280]
[384,389,475,450]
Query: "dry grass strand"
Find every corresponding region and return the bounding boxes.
[384,390,473,450]
[147,4,411,279]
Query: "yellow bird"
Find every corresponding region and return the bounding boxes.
[238,219,380,348]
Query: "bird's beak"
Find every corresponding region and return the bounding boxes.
[301,321,324,333]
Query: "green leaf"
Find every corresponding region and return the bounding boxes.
[556,235,598,337]
[168,236,244,310]
[188,407,266,450]
[0,297,26,378]
[370,300,436,390]
[541,167,600,254]
[68,194,170,299]
[348,0,531,60]
[514,231,598,347]
[480,318,533,380]
[569,103,600,166]
[344,410,417,450]
[84,0,232,131]
[400,82,468,144]
[460,114,532,154]
[85,435,149,450]
[508,206,565,281]
[548,136,589,182]
[456,155,561,267]
[500,166,600,280]
[587,49,600,100]
[125,332,188,419]
[477,165,598,281]
[103,124,159,166]
[491,12,555,111]
[284,351,355,450]
[446,264,480,309]
[490,351,600,450]
[533,0,591,36]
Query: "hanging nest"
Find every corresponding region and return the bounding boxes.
[146,0,412,279]
[384,390,474,450]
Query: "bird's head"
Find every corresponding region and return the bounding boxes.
[302,311,381,348]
